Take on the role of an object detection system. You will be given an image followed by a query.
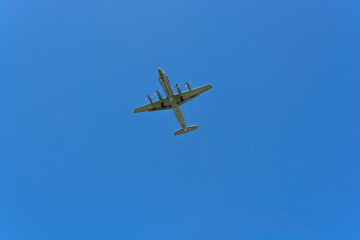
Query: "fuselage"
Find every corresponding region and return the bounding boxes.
[158,68,187,129]
[158,68,174,100]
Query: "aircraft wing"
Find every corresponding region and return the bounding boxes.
[133,84,212,113]
[133,97,172,113]
[174,84,212,105]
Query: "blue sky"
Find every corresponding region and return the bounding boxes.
[1,1,359,239]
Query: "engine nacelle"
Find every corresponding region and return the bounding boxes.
[176,84,182,94]
[147,95,153,104]
[186,82,191,91]
[176,84,184,101]
[156,90,163,101]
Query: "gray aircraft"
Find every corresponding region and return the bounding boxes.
[133,68,212,135]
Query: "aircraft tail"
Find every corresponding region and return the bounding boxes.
[174,125,198,136]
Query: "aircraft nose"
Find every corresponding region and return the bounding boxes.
[158,68,162,75]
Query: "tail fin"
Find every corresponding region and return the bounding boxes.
[174,125,198,136]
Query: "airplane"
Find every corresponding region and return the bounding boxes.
[133,68,212,135]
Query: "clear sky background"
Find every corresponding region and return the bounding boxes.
[1,1,359,239]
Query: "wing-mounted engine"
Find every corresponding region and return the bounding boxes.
[175,84,184,101]
[186,82,191,91]
[156,90,164,107]
[156,90,163,100]
[147,95,153,104]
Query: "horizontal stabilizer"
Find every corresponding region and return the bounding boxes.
[174,125,198,136]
